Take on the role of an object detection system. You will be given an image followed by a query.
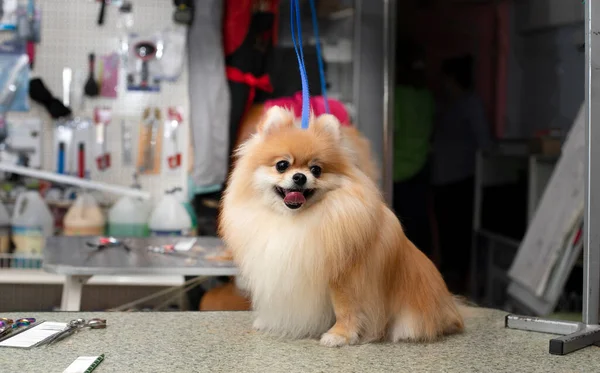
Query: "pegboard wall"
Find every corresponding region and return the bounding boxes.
[5,0,190,202]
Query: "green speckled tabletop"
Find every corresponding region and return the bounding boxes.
[1,308,599,373]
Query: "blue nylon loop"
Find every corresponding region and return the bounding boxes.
[290,0,310,129]
[290,0,330,128]
[308,0,330,114]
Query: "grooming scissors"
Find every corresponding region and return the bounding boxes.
[43,318,107,346]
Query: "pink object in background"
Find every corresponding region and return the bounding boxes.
[263,92,351,127]
[100,53,119,98]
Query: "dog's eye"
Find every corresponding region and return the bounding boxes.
[276,160,289,173]
[310,165,322,178]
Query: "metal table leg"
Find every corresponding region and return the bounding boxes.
[506,315,582,335]
[505,0,600,356]
[506,315,600,355]
[60,275,91,311]
[550,325,600,355]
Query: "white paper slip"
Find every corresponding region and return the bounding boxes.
[63,355,105,373]
[0,321,67,348]
[174,238,197,252]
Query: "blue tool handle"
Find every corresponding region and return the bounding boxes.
[57,142,65,174]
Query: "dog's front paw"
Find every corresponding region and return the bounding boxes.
[320,331,358,347]
[252,318,266,331]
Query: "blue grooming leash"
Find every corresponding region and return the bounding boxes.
[308,0,330,114]
[290,0,310,129]
[290,0,331,128]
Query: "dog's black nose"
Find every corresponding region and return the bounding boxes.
[292,173,307,186]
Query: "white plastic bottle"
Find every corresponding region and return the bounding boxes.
[108,196,151,237]
[148,188,192,236]
[0,201,11,254]
[172,187,198,236]
[11,191,54,256]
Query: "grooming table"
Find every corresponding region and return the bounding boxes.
[1,309,599,372]
[43,236,237,311]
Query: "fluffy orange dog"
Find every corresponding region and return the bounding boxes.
[219,106,464,347]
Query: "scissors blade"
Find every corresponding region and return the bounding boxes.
[45,328,76,346]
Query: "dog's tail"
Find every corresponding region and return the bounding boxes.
[453,295,479,319]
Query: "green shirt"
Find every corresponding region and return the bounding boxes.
[393,85,434,182]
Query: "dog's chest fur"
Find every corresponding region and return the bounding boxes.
[235,209,335,338]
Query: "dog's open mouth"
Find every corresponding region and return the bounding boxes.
[274,186,315,209]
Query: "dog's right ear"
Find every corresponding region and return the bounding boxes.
[257,106,295,136]
[314,114,341,141]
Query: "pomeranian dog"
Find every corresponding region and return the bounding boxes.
[219,106,464,347]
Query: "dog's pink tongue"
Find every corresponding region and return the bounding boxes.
[284,191,306,205]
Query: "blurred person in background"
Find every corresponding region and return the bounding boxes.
[432,55,493,295]
[392,40,435,259]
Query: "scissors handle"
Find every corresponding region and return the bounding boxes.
[83,318,107,329]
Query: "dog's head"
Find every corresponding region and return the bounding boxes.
[232,106,354,213]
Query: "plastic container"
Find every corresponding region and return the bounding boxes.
[172,187,197,236]
[148,188,191,236]
[0,202,11,254]
[11,191,54,256]
[108,196,151,237]
[63,193,106,236]
[182,201,197,236]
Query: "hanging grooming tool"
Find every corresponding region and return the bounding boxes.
[99,53,119,98]
[0,54,29,109]
[29,78,72,119]
[121,119,132,166]
[55,68,74,175]
[23,0,38,68]
[137,107,162,174]
[0,54,29,145]
[117,1,133,66]
[133,42,157,88]
[97,0,107,26]
[166,107,182,169]
[55,126,73,174]
[62,67,72,108]
[77,142,85,178]
[84,53,100,97]
[94,107,111,171]
[147,109,159,170]
[57,142,65,174]
[126,32,162,92]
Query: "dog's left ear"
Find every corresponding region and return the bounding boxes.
[314,114,341,141]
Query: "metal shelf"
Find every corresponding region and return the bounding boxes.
[0,268,184,287]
